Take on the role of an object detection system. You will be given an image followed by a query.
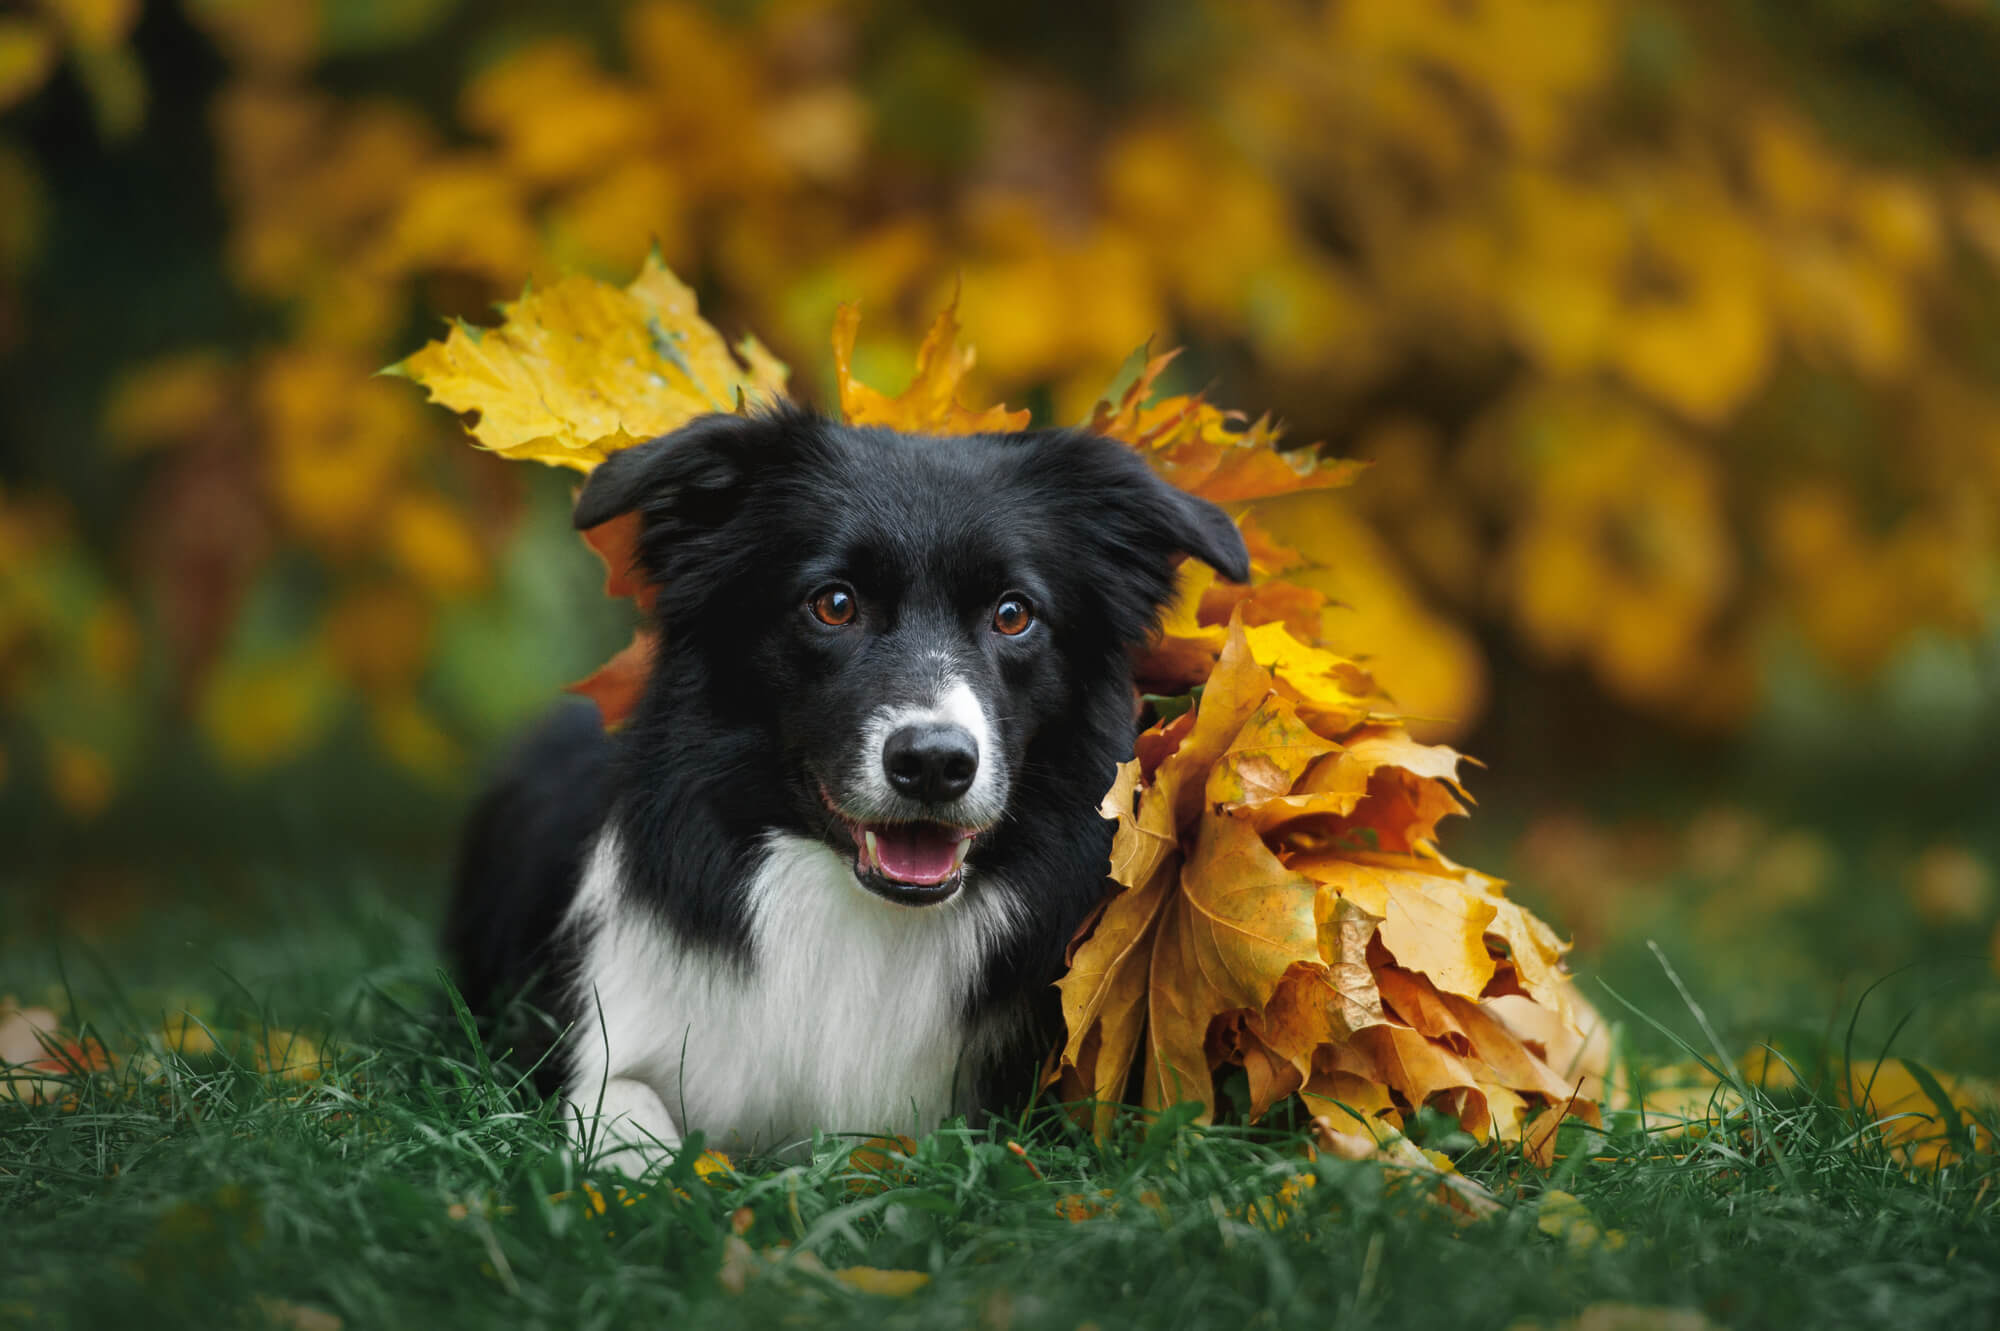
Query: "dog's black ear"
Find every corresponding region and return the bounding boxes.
[1066,435,1250,585]
[1143,474,1250,584]
[572,412,761,532]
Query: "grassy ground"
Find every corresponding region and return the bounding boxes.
[3,875,1997,1331]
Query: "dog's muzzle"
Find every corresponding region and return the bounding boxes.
[818,720,988,906]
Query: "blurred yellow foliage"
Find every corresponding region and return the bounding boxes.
[1904,845,1995,927]
[46,739,114,818]
[104,352,236,452]
[198,649,336,771]
[259,352,423,551]
[0,0,142,135]
[9,0,2000,796]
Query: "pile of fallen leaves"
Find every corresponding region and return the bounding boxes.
[398,258,1605,1149]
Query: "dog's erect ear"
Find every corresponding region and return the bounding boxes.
[572,412,762,532]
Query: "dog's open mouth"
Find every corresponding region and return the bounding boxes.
[853,821,973,901]
[818,785,975,904]
[816,779,980,903]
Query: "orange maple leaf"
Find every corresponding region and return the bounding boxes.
[565,628,657,730]
[830,295,1031,436]
[1087,349,1365,504]
[580,510,653,612]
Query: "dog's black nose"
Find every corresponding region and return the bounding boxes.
[883,723,978,804]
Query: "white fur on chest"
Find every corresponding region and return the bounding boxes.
[565,830,1024,1155]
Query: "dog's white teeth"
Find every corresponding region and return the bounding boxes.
[950,837,970,871]
[863,829,880,871]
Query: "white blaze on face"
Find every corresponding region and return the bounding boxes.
[851,674,1008,826]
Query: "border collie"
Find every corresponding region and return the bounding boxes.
[445,406,1247,1168]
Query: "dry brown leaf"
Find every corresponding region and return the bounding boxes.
[1144,809,1322,1113]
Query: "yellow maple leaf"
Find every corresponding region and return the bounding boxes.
[393,251,789,471]
[0,21,58,114]
[1301,856,1498,1000]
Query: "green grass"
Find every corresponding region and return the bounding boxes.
[3,882,1997,1331]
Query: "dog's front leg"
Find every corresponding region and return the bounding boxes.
[569,1075,681,1176]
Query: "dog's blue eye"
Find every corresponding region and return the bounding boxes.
[810,586,857,627]
[992,595,1034,636]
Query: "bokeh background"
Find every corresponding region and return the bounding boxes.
[4,0,2000,1067]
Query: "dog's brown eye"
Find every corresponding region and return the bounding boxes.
[810,586,857,626]
[992,595,1034,636]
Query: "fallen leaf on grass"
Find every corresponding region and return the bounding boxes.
[1055,1190,1117,1222]
[1052,1187,1174,1227]
[1617,1053,1997,1169]
[254,1029,326,1082]
[1309,1116,1504,1222]
[160,1012,218,1057]
[831,1267,931,1296]
[0,1001,62,1065]
[1535,1189,1626,1249]
[1509,1305,1721,1331]
[1237,1171,1318,1230]
[0,999,111,1104]
[573,1182,644,1216]
[846,1135,917,1192]
[716,1236,760,1295]
[715,1237,928,1298]
[253,1297,343,1331]
[1844,1058,1997,1168]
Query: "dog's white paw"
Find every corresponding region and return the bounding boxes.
[569,1075,682,1177]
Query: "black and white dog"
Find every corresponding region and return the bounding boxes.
[445,406,1247,1166]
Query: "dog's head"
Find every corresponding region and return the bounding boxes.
[575,407,1248,907]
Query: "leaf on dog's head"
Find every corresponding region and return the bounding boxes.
[831,297,1030,436]
[393,252,789,470]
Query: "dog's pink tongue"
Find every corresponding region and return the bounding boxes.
[871,824,963,884]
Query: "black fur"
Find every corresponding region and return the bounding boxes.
[446,406,1248,1116]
